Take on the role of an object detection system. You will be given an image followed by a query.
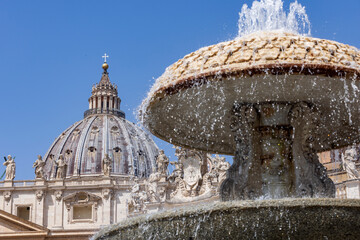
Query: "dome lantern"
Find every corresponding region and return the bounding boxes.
[84,54,125,118]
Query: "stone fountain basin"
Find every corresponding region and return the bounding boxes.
[93,198,360,240]
[145,71,360,155]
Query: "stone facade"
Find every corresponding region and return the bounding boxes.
[0,149,228,239]
[319,147,360,199]
[0,61,229,239]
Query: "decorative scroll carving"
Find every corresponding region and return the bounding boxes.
[3,155,15,181]
[221,103,261,201]
[289,102,335,198]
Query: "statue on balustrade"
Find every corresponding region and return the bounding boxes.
[156,150,169,176]
[33,155,45,179]
[342,148,360,180]
[3,155,15,180]
[54,155,67,179]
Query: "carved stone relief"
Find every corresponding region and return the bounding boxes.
[220,102,335,201]
[55,190,63,201]
[168,147,215,202]
[102,188,112,200]
[3,191,11,202]
[221,103,261,201]
[289,102,335,198]
[36,190,44,201]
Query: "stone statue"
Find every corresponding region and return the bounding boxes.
[54,155,67,179]
[128,181,147,214]
[146,172,162,202]
[169,161,183,180]
[342,148,360,180]
[33,155,45,179]
[213,155,230,184]
[102,154,112,176]
[156,150,169,175]
[3,155,15,180]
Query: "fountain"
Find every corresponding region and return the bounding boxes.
[93,0,360,239]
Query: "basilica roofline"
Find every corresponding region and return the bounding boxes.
[0,175,169,191]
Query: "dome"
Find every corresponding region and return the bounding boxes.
[43,61,159,179]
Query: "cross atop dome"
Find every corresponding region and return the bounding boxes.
[102,53,109,72]
[102,53,109,63]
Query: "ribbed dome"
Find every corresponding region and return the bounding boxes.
[42,60,159,179]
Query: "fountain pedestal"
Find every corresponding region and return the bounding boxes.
[221,102,335,200]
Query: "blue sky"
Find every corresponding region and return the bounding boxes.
[0,0,359,180]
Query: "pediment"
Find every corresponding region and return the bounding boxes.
[0,209,48,237]
[63,191,102,204]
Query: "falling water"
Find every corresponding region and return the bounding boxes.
[237,0,311,37]
[139,0,312,126]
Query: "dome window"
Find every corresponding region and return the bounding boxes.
[88,147,97,153]
[113,147,121,153]
[91,126,99,133]
[65,149,73,155]
[111,126,120,134]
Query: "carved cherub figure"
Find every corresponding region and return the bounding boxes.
[3,155,15,180]
[33,155,45,179]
